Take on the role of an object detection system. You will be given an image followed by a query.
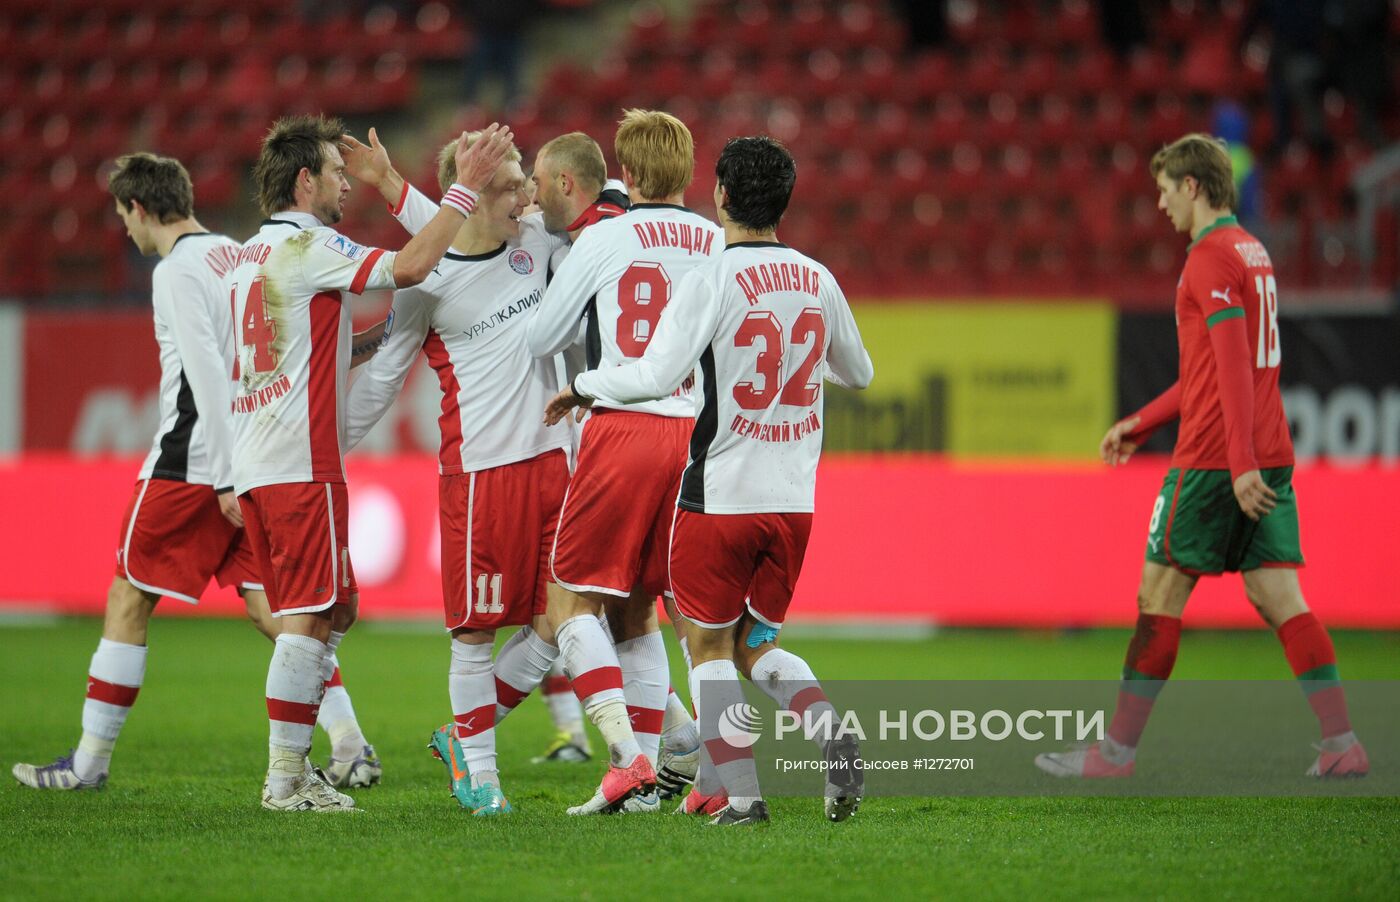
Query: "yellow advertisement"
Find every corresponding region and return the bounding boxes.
[825,301,1115,458]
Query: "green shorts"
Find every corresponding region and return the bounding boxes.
[1144,467,1304,575]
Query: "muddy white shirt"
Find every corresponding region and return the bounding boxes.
[574,242,873,513]
[227,211,397,493]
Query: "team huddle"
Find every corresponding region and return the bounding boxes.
[12,109,874,824]
[12,116,1368,820]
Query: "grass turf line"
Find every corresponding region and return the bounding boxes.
[1,619,1397,901]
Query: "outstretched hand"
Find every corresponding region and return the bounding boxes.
[340,128,392,187]
[543,385,591,426]
[1100,416,1141,466]
[455,123,515,193]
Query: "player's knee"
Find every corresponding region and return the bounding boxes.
[106,579,152,620]
[733,641,770,679]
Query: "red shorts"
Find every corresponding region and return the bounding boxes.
[114,478,261,604]
[551,410,691,598]
[668,508,813,629]
[440,449,569,631]
[238,482,356,616]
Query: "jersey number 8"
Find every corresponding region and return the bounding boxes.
[616,262,671,357]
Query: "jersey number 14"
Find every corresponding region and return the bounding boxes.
[231,277,279,375]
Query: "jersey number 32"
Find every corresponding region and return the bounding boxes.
[733,308,826,410]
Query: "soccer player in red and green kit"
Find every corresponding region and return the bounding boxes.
[1037,134,1368,780]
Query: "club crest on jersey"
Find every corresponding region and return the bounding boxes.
[508,248,534,275]
[323,234,367,260]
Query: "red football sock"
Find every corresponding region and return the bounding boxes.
[1276,612,1352,739]
[1106,613,1182,748]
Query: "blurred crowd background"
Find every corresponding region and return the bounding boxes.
[3,0,1398,303]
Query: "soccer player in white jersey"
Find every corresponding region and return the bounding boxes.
[11,153,371,792]
[525,110,723,813]
[229,114,512,812]
[545,136,874,825]
[529,131,702,794]
[341,131,572,815]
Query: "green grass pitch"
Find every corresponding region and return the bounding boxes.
[2,619,1397,900]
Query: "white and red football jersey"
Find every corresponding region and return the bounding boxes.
[573,241,873,513]
[526,203,723,419]
[346,200,569,473]
[227,212,397,493]
[139,232,243,490]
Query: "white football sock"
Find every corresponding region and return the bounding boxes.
[316,632,366,759]
[749,647,838,742]
[662,687,700,753]
[265,634,328,799]
[492,626,557,724]
[449,638,498,788]
[557,614,639,766]
[691,658,761,804]
[75,638,147,781]
[541,658,587,745]
[677,633,693,672]
[616,630,668,767]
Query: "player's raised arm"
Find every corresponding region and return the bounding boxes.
[391,125,514,287]
[345,289,431,450]
[548,268,719,423]
[158,264,237,493]
[340,128,405,207]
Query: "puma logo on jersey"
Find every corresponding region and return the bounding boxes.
[1210,288,1232,305]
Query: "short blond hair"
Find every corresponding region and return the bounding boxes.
[437,132,522,193]
[614,109,693,200]
[538,132,607,195]
[1150,133,1236,211]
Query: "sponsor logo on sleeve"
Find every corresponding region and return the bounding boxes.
[323,233,367,260]
[1210,287,1232,305]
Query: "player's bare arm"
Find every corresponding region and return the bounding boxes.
[391,124,514,287]
[340,128,404,205]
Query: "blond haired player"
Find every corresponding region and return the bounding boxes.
[228,114,512,811]
[341,130,573,815]
[11,153,373,792]
[1036,134,1367,780]
[526,110,722,814]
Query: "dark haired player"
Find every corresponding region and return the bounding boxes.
[545,136,874,824]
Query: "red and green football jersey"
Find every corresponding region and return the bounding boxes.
[1171,216,1294,474]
